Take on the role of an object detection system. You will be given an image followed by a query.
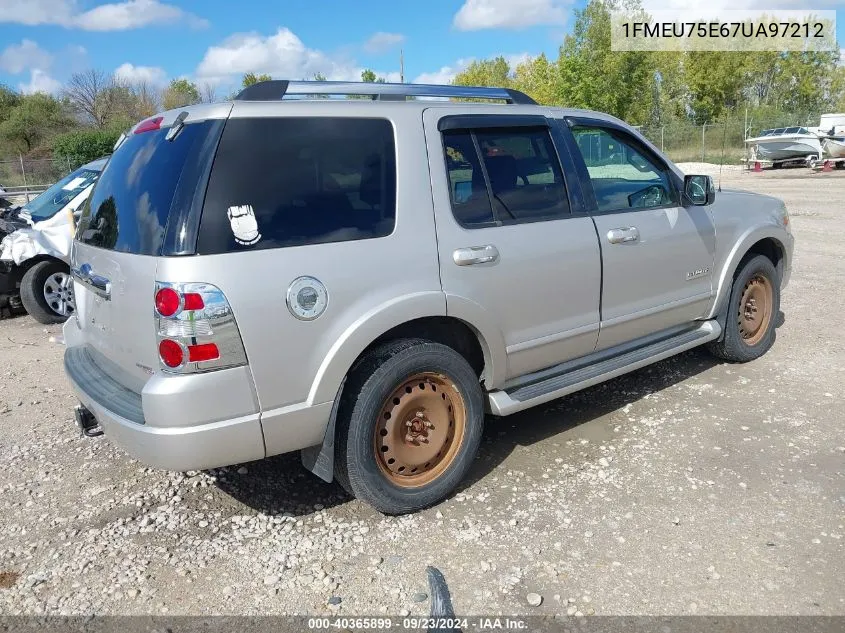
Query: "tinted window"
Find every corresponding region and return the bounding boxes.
[197,117,395,254]
[443,131,495,228]
[77,121,218,254]
[572,126,677,212]
[443,127,569,228]
[476,128,569,222]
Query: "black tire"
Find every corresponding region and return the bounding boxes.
[334,338,484,515]
[20,260,74,324]
[708,254,779,363]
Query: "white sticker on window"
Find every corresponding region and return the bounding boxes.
[227,204,262,245]
[62,177,87,191]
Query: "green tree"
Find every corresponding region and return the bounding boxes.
[162,78,200,110]
[0,93,73,152]
[556,0,655,122]
[0,84,21,124]
[512,54,557,105]
[775,51,841,115]
[52,128,121,167]
[453,57,514,89]
[685,52,749,122]
[360,69,386,83]
[242,72,273,87]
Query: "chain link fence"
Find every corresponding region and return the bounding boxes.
[638,112,822,165]
[0,155,76,204]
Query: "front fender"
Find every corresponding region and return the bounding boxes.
[708,224,792,319]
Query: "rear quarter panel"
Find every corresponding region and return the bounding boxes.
[156,104,446,451]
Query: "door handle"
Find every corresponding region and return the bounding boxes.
[606,227,640,244]
[453,244,500,266]
[71,263,111,300]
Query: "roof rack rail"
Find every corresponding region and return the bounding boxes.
[233,80,537,105]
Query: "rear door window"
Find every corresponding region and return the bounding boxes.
[196,117,396,254]
[77,121,220,254]
[442,126,569,228]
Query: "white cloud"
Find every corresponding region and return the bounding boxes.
[114,62,167,85]
[0,0,208,31]
[0,0,74,25]
[364,32,405,54]
[196,27,389,85]
[453,0,570,31]
[0,40,53,74]
[414,59,474,85]
[74,0,208,31]
[19,69,62,95]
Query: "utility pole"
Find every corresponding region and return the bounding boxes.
[400,49,404,83]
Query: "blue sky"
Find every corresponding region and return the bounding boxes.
[1,0,843,97]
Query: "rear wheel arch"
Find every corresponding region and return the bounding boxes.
[363,316,487,382]
[301,314,495,485]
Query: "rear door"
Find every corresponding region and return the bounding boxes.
[423,108,602,380]
[563,119,716,349]
[71,107,229,392]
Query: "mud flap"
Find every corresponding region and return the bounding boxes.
[300,377,346,484]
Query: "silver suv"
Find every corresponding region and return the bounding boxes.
[63,80,793,514]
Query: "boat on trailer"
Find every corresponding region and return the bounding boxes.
[745,126,822,165]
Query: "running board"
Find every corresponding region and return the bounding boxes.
[488,321,721,416]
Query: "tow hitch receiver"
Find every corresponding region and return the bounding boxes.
[74,404,103,437]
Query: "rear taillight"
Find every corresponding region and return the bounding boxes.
[155,282,246,374]
[155,287,180,317]
[159,339,185,368]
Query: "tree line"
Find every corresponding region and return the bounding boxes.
[0,69,391,171]
[0,70,217,169]
[2,0,843,172]
[453,1,845,130]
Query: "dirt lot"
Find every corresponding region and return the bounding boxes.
[0,166,843,617]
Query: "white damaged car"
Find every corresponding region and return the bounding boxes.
[0,158,106,323]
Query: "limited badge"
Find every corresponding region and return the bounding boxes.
[286,277,329,321]
[227,205,261,245]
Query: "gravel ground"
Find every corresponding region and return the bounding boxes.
[0,165,843,617]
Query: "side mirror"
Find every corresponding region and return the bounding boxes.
[684,174,715,206]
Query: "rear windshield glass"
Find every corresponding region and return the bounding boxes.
[25,167,100,222]
[76,121,217,255]
[196,117,395,254]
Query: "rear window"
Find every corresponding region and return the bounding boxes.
[76,121,218,255]
[196,117,396,254]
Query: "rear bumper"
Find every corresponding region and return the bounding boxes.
[63,345,266,471]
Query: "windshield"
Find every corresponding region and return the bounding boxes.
[24,167,101,222]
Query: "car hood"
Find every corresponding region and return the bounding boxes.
[0,207,74,266]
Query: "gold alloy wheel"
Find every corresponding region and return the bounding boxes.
[738,274,773,346]
[373,372,467,488]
